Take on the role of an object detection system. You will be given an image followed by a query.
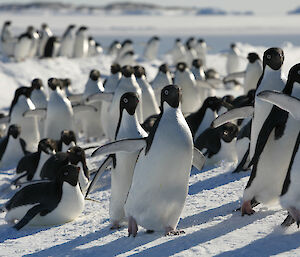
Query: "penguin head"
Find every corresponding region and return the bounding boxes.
[149,36,159,43]
[58,164,80,186]
[159,64,169,74]
[134,66,146,78]
[8,124,21,139]
[31,78,44,90]
[120,92,139,115]
[247,52,260,63]
[59,78,71,89]
[219,122,239,143]
[78,26,88,31]
[263,47,284,70]
[122,39,133,47]
[41,23,49,30]
[287,63,300,84]
[161,85,181,109]
[121,65,134,78]
[48,78,61,91]
[176,62,187,72]
[4,21,11,26]
[15,86,32,99]
[203,96,223,111]
[38,138,57,155]
[89,69,101,81]
[205,69,220,80]
[67,146,86,165]
[198,38,205,44]
[111,63,121,74]
[192,59,203,68]
[230,43,236,49]
[68,24,75,30]
[60,130,76,145]
[175,38,181,43]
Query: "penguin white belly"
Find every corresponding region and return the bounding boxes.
[5,204,37,223]
[236,137,250,167]
[14,38,32,61]
[0,138,24,170]
[32,152,50,181]
[244,119,300,204]
[31,90,47,138]
[78,162,89,195]
[194,109,217,139]
[73,36,88,58]
[226,54,241,74]
[124,107,193,231]
[244,63,262,93]
[60,37,74,57]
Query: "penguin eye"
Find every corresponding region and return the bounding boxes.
[267,54,271,60]
[164,90,169,95]
[123,98,128,103]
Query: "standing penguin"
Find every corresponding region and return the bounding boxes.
[195,39,208,68]
[225,43,243,75]
[116,39,134,62]
[38,23,53,57]
[59,24,75,58]
[3,164,84,230]
[151,64,173,105]
[0,124,28,170]
[73,26,88,58]
[27,26,40,58]
[43,36,60,58]
[1,21,15,58]
[167,38,187,65]
[134,66,160,121]
[107,40,121,57]
[14,27,34,62]
[143,36,160,61]
[91,85,205,236]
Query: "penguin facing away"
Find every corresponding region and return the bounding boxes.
[4,164,84,230]
[143,36,160,61]
[73,26,89,58]
[91,85,205,236]
[59,24,75,57]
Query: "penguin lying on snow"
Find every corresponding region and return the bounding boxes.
[2,164,84,230]
[91,85,205,236]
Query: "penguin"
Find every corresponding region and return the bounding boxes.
[174,62,201,114]
[195,38,208,68]
[191,59,206,81]
[59,24,75,57]
[56,130,76,152]
[107,40,121,56]
[14,27,33,62]
[1,20,16,58]
[143,36,160,61]
[195,122,239,167]
[241,62,300,215]
[134,66,160,121]
[101,63,122,138]
[3,164,84,230]
[15,138,57,183]
[118,50,136,66]
[43,36,60,58]
[167,38,187,64]
[91,85,205,236]
[40,146,89,194]
[27,26,40,58]
[30,78,48,137]
[0,124,28,170]
[151,63,173,105]
[38,23,53,57]
[224,52,263,94]
[95,42,103,55]
[87,36,97,57]
[225,43,243,75]
[9,86,40,152]
[185,42,197,68]
[116,39,134,62]
[73,26,88,58]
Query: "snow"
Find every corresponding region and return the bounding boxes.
[1,13,300,257]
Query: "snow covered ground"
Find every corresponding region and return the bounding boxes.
[1,13,300,256]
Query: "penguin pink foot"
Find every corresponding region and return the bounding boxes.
[165,226,185,236]
[287,207,300,228]
[128,216,138,237]
[241,200,255,216]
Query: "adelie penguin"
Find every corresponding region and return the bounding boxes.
[1,20,16,58]
[14,26,34,62]
[38,23,53,57]
[56,130,76,152]
[167,38,187,64]
[91,85,205,236]
[225,43,243,75]
[87,92,147,229]
[59,24,75,57]
[3,164,84,230]
[143,36,160,61]
[195,39,208,68]
[43,36,60,58]
[73,26,88,58]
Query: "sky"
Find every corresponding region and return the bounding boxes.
[0,0,299,15]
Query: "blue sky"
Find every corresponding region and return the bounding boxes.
[0,0,299,15]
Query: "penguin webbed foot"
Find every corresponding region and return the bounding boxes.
[286,207,300,228]
[128,216,138,237]
[241,199,256,216]
[165,227,185,236]
[281,214,295,227]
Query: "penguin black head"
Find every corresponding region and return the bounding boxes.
[161,85,181,108]
[31,78,44,90]
[109,40,121,49]
[247,52,260,63]
[48,78,60,91]
[41,23,48,29]
[88,36,94,42]
[219,123,239,143]
[134,66,146,78]
[205,69,219,80]
[59,78,71,89]
[198,38,205,43]
[16,86,32,99]
[263,47,284,70]
[121,65,134,78]
[150,36,159,42]
[175,38,181,43]
[222,94,235,104]
[123,51,134,57]
[120,92,139,115]
[61,130,76,145]
[204,96,223,111]
[67,146,86,165]
[192,59,203,68]
[230,43,236,49]
[78,26,88,31]
[58,164,79,186]
[111,63,121,74]
[38,138,57,155]
[159,64,169,74]
[287,63,300,84]
[122,39,133,47]
[8,124,21,139]
[89,69,100,81]
[68,24,75,29]
[4,21,11,26]
[176,62,187,72]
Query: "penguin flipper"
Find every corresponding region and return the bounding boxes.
[68,93,83,103]
[192,147,206,171]
[85,92,114,104]
[258,91,300,120]
[223,71,246,83]
[23,108,47,119]
[72,104,98,114]
[14,204,48,230]
[212,106,254,128]
[91,138,147,157]
[85,155,114,197]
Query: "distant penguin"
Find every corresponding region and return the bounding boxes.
[43,36,60,58]
[191,59,206,81]
[27,26,39,58]
[226,43,243,75]
[174,62,201,114]
[107,40,121,56]
[241,61,299,216]
[151,63,173,105]
[56,130,76,152]
[59,24,75,57]
[14,27,33,62]
[87,36,97,57]
[116,39,134,61]
[95,42,103,55]
[38,23,53,57]
[118,50,135,66]
[195,122,238,167]
[4,164,84,230]
[73,26,88,58]
[167,38,187,64]
[1,20,15,58]
[134,66,160,121]
[15,138,57,183]
[195,38,208,68]
[9,86,40,152]
[0,124,28,170]
[143,36,160,61]
[185,42,197,68]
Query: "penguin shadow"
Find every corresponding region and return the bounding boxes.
[214,228,300,257]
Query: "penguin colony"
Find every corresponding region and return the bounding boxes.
[1,21,300,236]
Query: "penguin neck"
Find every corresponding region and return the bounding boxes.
[115,110,140,140]
[105,73,121,93]
[257,65,284,91]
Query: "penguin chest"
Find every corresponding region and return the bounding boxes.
[0,138,24,169]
